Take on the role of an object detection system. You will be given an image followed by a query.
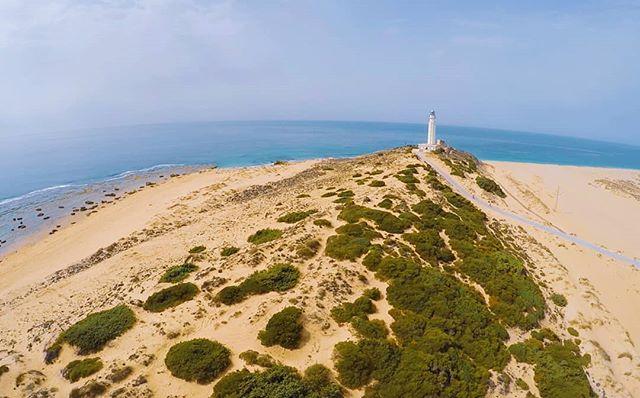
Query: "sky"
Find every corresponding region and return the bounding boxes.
[0,0,639,144]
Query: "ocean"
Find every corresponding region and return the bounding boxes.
[2,120,639,253]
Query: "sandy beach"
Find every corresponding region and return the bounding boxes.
[1,149,640,397]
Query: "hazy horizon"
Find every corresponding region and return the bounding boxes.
[1,1,639,145]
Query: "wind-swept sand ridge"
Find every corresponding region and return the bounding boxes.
[0,148,639,397]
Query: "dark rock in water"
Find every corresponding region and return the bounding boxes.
[36,208,42,211]
[43,216,50,220]
[71,212,76,216]
[105,193,115,197]
[17,217,23,220]
[37,213,44,217]
[114,188,120,191]
[80,207,87,211]
[159,175,164,178]
[85,201,94,205]
[59,206,64,209]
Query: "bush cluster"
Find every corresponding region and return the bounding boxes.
[247,228,283,245]
[63,358,103,382]
[476,176,506,198]
[330,289,380,324]
[216,263,300,305]
[46,304,136,362]
[165,338,231,384]
[351,317,388,339]
[369,180,385,187]
[338,204,410,234]
[239,350,277,368]
[550,293,568,307]
[160,263,197,283]
[213,364,342,398]
[297,238,321,259]
[377,198,392,209]
[220,246,240,257]
[509,329,593,398]
[325,222,381,261]
[313,219,333,228]
[278,209,317,223]
[144,282,199,312]
[189,245,206,254]
[258,306,304,349]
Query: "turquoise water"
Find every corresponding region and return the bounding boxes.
[1,120,639,252]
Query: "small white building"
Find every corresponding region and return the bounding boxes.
[419,109,441,152]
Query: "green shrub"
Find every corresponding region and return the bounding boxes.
[296,193,311,198]
[403,230,455,265]
[476,176,506,198]
[321,191,337,197]
[331,293,376,324]
[333,339,401,389]
[216,286,245,305]
[377,198,392,209]
[325,222,381,261]
[369,180,385,187]
[258,307,304,349]
[165,339,231,384]
[216,264,300,305]
[213,365,343,398]
[144,283,199,312]
[248,228,283,244]
[0,365,8,378]
[239,350,277,368]
[351,317,388,339]
[338,204,411,234]
[568,327,579,337]
[220,246,239,257]
[551,293,568,307]
[160,263,197,283]
[69,381,107,398]
[313,219,333,228]
[297,238,321,259]
[278,210,317,223]
[63,358,103,382]
[189,245,206,254]
[47,304,135,360]
[337,190,355,198]
[509,332,593,398]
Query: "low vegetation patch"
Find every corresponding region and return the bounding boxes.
[189,245,206,254]
[160,263,198,283]
[165,338,231,384]
[377,198,392,209]
[46,304,135,362]
[63,358,103,382]
[550,293,568,307]
[476,176,506,198]
[369,180,385,187]
[248,228,283,245]
[239,350,277,368]
[216,263,300,305]
[144,283,199,312]
[277,209,317,223]
[296,238,321,259]
[213,364,343,398]
[510,329,593,398]
[258,306,304,349]
[351,317,388,339]
[338,204,411,234]
[69,381,107,398]
[313,219,332,228]
[325,222,381,261]
[331,289,380,324]
[220,246,239,257]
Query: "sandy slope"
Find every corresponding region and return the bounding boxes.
[1,149,639,397]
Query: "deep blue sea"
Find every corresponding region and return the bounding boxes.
[1,120,639,253]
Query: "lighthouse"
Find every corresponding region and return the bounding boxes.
[426,109,438,151]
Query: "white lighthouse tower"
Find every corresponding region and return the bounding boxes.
[426,109,437,151]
